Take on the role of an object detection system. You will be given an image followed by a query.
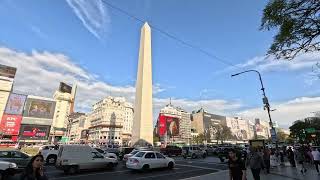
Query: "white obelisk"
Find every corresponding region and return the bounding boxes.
[132,22,153,146]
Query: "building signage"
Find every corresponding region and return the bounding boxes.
[23,98,56,119]
[0,114,22,135]
[19,125,50,140]
[5,93,27,115]
[0,64,16,79]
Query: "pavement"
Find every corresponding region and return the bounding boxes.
[9,157,320,180]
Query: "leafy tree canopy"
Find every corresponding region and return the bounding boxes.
[261,0,320,59]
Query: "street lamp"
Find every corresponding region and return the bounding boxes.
[231,70,277,144]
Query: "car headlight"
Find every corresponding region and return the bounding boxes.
[9,163,17,168]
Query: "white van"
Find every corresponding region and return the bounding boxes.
[56,145,118,174]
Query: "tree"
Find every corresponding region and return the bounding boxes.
[277,130,289,142]
[261,0,320,59]
[289,117,320,144]
[192,133,205,145]
[213,124,233,144]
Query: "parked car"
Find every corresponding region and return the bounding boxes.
[182,146,207,159]
[94,148,118,159]
[0,150,31,168]
[38,145,59,164]
[160,146,182,157]
[123,149,140,162]
[206,145,218,155]
[126,151,175,171]
[0,161,18,179]
[118,147,135,161]
[56,145,118,174]
[102,144,120,156]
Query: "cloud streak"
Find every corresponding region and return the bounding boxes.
[66,0,110,40]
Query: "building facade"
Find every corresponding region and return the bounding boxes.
[87,96,133,146]
[69,113,88,142]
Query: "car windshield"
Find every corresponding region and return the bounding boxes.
[130,150,139,155]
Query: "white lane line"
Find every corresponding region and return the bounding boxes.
[180,170,229,180]
[134,169,203,180]
[50,170,131,180]
[175,164,222,171]
[175,160,228,166]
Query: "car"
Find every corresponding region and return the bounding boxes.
[123,149,140,162]
[56,145,118,174]
[160,145,182,157]
[102,144,120,156]
[182,146,207,159]
[94,148,118,159]
[206,145,218,155]
[0,150,31,169]
[118,147,135,160]
[126,151,175,171]
[38,144,59,164]
[0,161,18,179]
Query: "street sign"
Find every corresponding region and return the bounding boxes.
[270,128,277,143]
[305,128,316,133]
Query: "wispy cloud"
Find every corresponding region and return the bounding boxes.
[238,96,320,127]
[66,0,110,40]
[30,25,48,39]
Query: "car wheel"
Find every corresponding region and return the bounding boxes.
[142,164,149,172]
[107,162,114,169]
[168,162,174,170]
[202,153,207,159]
[68,166,78,175]
[46,155,57,165]
[191,154,196,159]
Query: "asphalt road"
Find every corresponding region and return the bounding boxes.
[13,157,229,180]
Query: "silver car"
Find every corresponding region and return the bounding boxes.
[0,150,31,168]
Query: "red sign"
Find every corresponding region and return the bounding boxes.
[0,114,22,135]
[158,114,166,136]
[158,114,180,137]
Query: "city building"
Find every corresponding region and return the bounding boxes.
[51,82,76,140]
[0,64,15,123]
[69,113,88,142]
[191,108,226,143]
[254,118,271,139]
[177,108,192,145]
[132,22,153,146]
[87,96,133,146]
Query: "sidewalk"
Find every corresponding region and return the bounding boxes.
[184,162,320,180]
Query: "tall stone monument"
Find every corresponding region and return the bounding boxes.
[131,22,153,146]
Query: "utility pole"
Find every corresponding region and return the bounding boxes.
[231,70,277,146]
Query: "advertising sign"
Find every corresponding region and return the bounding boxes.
[80,129,89,139]
[19,125,50,140]
[23,98,56,119]
[0,64,16,79]
[166,117,179,137]
[0,114,22,135]
[158,115,166,136]
[4,93,27,115]
[59,82,72,94]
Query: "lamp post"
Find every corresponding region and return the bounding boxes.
[231,70,277,145]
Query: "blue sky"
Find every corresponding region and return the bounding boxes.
[1,0,320,128]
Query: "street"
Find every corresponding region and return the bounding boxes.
[14,157,228,180]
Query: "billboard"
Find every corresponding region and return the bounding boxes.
[80,129,89,139]
[0,64,16,79]
[23,98,56,119]
[158,114,179,137]
[4,93,27,115]
[59,82,72,94]
[0,114,22,135]
[19,125,50,140]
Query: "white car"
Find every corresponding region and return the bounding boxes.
[123,150,140,162]
[94,148,118,159]
[38,145,59,164]
[0,161,18,178]
[126,151,175,171]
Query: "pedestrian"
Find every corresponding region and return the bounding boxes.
[20,154,48,180]
[263,148,270,173]
[270,150,278,167]
[311,147,320,174]
[287,147,296,167]
[247,147,264,180]
[228,149,247,180]
[296,147,307,175]
[279,148,285,166]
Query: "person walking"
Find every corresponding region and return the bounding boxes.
[311,147,320,174]
[296,147,307,175]
[228,149,247,180]
[20,154,48,180]
[287,147,296,167]
[247,147,264,180]
[263,148,270,173]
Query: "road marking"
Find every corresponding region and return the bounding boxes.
[134,169,204,180]
[50,170,131,180]
[175,164,222,171]
[180,170,229,180]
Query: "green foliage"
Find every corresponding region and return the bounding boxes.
[261,0,320,59]
[212,124,233,144]
[289,117,320,144]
